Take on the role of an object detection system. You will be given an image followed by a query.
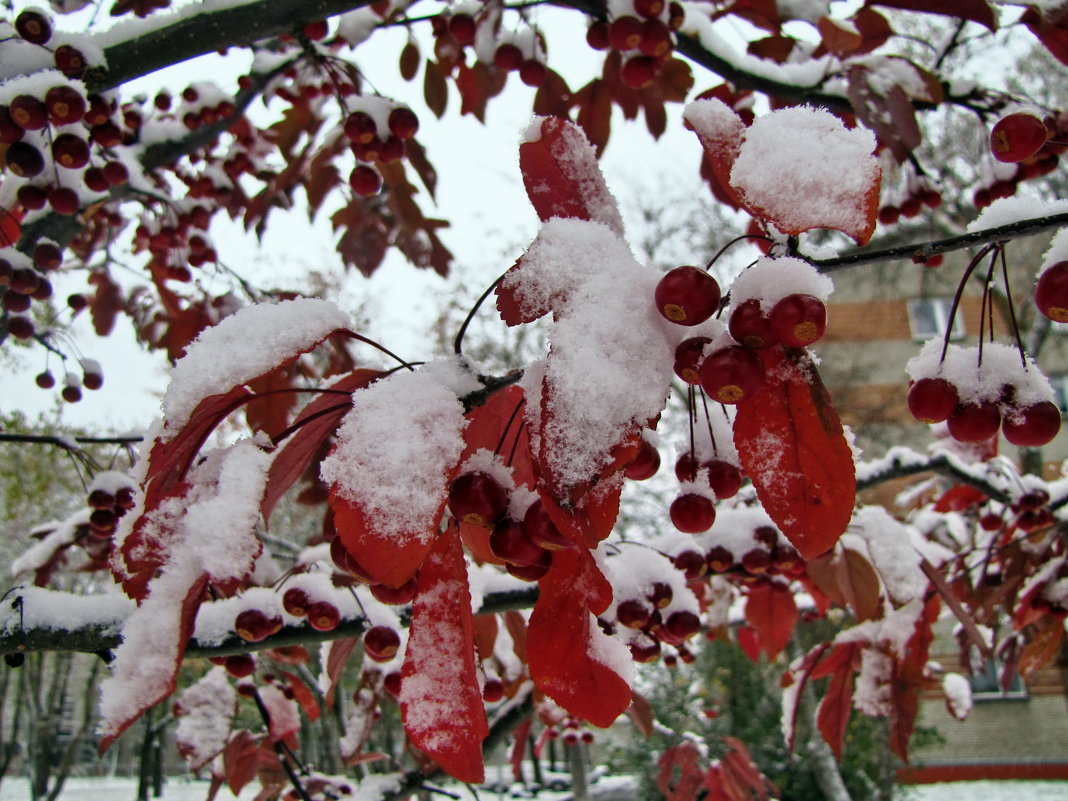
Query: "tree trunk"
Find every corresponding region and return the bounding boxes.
[566,743,589,801]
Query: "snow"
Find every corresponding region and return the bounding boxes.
[161,298,351,440]
[320,362,469,543]
[727,256,834,314]
[729,106,880,238]
[942,672,973,720]
[850,506,928,605]
[906,339,1055,408]
[968,197,1068,233]
[174,667,236,771]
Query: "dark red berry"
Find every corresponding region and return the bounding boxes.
[449,13,477,46]
[343,111,377,145]
[370,578,418,605]
[61,384,82,403]
[586,22,610,51]
[84,167,109,192]
[364,625,401,661]
[729,298,777,349]
[54,45,87,78]
[669,493,715,533]
[908,377,959,424]
[769,294,827,347]
[15,9,52,44]
[235,609,283,642]
[388,106,419,140]
[674,336,710,385]
[494,42,524,70]
[616,599,651,629]
[1036,261,1068,323]
[349,165,382,196]
[307,601,340,632]
[706,459,742,499]
[0,108,23,144]
[634,0,665,17]
[623,437,660,480]
[706,545,733,572]
[45,85,85,124]
[9,95,47,130]
[664,610,701,640]
[7,316,35,340]
[5,141,45,177]
[608,16,643,50]
[103,161,129,185]
[448,471,508,527]
[741,548,771,574]
[1003,401,1061,447]
[482,678,505,702]
[699,345,764,404]
[52,133,90,168]
[224,654,255,678]
[282,587,310,617]
[639,19,672,58]
[490,519,545,566]
[506,549,552,581]
[947,402,1001,443]
[673,549,707,580]
[655,266,720,326]
[518,60,548,87]
[35,371,55,389]
[621,55,658,90]
[991,112,1048,163]
[522,501,572,551]
[47,187,79,215]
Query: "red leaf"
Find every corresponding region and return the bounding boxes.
[509,717,533,781]
[282,672,321,722]
[424,60,448,117]
[1022,5,1068,65]
[684,100,748,210]
[657,743,705,801]
[528,548,631,726]
[329,490,438,588]
[846,65,921,163]
[517,116,624,235]
[323,638,359,709]
[888,674,919,761]
[461,385,534,489]
[868,0,996,31]
[88,270,123,337]
[400,526,488,783]
[627,690,655,738]
[733,346,855,560]
[816,668,854,758]
[538,475,625,550]
[743,582,798,659]
[932,484,987,512]
[400,41,420,81]
[736,626,762,663]
[0,206,22,246]
[222,731,278,796]
[261,369,383,523]
[260,684,301,745]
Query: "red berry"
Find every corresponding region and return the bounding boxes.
[673,549,707,580]
[878,205,900,226]
[55,45,87,78]
[639,19,672,58]
[91,121,123,147]
[908,377,959,424]
[330,537,372,582]
[616,599,651,629]
[448,471,508,527]
[675,451,701,483]
[522,500,572,551]
[629,637,661,663]
[9,267,40,295]
[370,578,418,605]
[699,345,764,404]
[48,187,79,215]
[343,111,377,145]
[623,437,660,480]
[620,55,657,90]
[664,610,701,640]
[1003,401,1061,447]
[518,60,548,87]
[379,136,405,163]
[383,672,402,696]
[482,678,505,703]
[84,167,109,192]
[349,165,382,196]
[706,459,742,499]
[15,9,52,44]
[769,294,826,348]
[608,16,643,50]
[978,512,1003,531]
[669,493,716,533]
[586,22,610,51]
[900,197,922,218]
[84,95,112,126]
[0,108,23,144]
[449,13,477,46]
[947,402,1001,443]
[82,368,103,391]
[304,20,329,40]
[7,316,35,340]
[61,384,82,403]
[4,292,31,313]
[282,587,310,617]
[635,0,666,17]
[388,106,419,140]
[740,548,771,574]
[655,266,720,326]
[103,161,129,185]
[224,654,256,678]
[729,298,777,349]
[35,371,55,389]
[674,336,710,384]
[991,112,1048,163]
[648,581,673,609]
[6,141,45,177]
[9,95,47,130]
[490,519,545,566]
[1035,261,1068,323]
[506,549,552,581]
[45,85,85,124]
[307,601,340,632]
[363,625,401,662]
[494,43,524,71]
[235,609,283,642]
[52,133,90,169]
[706,545,733,572]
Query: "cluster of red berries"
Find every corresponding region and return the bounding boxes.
[666,447,744,534]
[342,103,420,197]
[878,172,942,226]
[446,467,571,581]
[907,345,1061,447]
[432,8,550,88]
[151,83,238,134]
[978,488,1056,539]
[547,719,596,746]
[668,523,804,585]
[605,577,701,664]
[974,110,1065,208]
[132,201,218,281]
[585,0,685,89]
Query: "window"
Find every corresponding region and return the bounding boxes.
[969,657,1027,700]
[907,298,965,341]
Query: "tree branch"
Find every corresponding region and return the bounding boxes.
[89,0,372,93]
[856,447,1016,505]
[808,212,1068,272]
[0,585,538,657]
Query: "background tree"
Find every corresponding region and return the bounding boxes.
[2,2,1068,801]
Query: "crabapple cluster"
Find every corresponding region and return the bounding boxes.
[342,100,421,197]
[584,0,686,89]
[550,718,597,746]
[877,170,942,227]
[446,462,571,581]
[979,488,1057,538]
[907,342,1061,447]
[973,110,1066,208]
[1035,260,1068,324]
[429,3,551,88]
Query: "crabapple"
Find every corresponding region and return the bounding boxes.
[991,112,1048,163]
[669,493,715,533]
[908,377,959,424]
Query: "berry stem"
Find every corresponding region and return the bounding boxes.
[341,331,416,370]
[998,247,1028,368]
[940,243,995,364]
[494,397,526,457]
[698,388,719,455]
[453,270,506,356]
[703,234,775,272]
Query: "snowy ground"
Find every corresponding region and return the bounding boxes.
[2,776,1068,801]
